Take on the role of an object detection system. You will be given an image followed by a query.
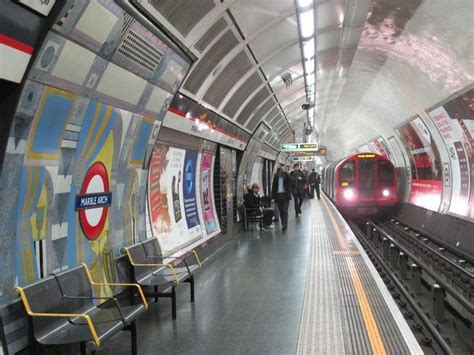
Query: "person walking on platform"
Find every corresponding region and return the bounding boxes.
[290,163,306,216]
[308,168,321,199]
[271,167,291,231]
[244,183,275,231]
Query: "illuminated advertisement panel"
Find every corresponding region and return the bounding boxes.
[148,144,203,255]
[396,116,443,211]
[200,150,220,237]
[428,88,473,218]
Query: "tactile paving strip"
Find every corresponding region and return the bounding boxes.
[296,205,345,354]
[297,198,422,355]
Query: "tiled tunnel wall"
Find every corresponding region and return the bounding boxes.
[0,0,190,308]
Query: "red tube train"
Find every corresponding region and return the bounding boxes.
[322,153,399,217]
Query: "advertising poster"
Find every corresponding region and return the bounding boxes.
[396,116,443,211]
[429,88,474,218]
[148,144,202,254]
[183,150,203,239]
[200,151,219,236]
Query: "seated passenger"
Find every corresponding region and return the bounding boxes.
[243,183,275,230]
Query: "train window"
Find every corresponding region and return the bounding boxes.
[340,161,355,182]
[379,161,394,181]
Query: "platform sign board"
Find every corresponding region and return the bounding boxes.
[428,88,473,218]
[282,143,327,155]
[396,116,443,212]
[293,156,314,161]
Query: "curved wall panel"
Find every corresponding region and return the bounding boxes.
[0,0,190,307]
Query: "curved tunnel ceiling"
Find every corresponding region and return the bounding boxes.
[135,0,473,158]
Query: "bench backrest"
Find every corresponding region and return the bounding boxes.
[54,265,94,313]
[21,276,67,340]
[141,238,163,264]
[126,243,156,282]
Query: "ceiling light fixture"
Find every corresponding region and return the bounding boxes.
[297,0,313,8]
[303,39,315,59]
[299,9,314,38]
[296,0,316,141]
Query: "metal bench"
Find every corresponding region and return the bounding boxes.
[241,204,263,231]
[15,263,148,355]
[122,238,201,320]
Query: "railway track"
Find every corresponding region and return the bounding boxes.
[349,219,474,354]
[379,218,474,297]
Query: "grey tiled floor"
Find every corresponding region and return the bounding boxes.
[101,200,314,354]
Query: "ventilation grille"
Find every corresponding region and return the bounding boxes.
[203,51,253,108]
[117,29,163,72]
[236,87,269,125]
[246,99,275,131]
[151,0,215,37]
[121,14,134,38]
[183,30,239,94]
[223,73,263,117]
[194,17,227,53]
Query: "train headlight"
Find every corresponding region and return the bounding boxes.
[382,189,390,197]
[343,188,354,200]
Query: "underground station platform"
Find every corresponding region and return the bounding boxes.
[92,198,422,355]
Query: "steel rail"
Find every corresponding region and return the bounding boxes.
[384,220,474,280]
[350,222,453,355]
[368,220,474,314]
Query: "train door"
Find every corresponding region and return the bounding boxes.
[358,157,375,198]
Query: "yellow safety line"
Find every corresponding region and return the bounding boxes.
[321,197,387,355]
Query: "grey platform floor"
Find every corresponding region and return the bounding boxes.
[100,197,421,354]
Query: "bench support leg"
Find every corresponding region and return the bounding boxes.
[131,321,138,355]
[190,276,195,303]
[80,341,86,355]
[28,317,36,355]
[171,286,177,320]
[154,285,159,303]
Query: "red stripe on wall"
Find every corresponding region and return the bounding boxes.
[0,33,34,54]
[168,106,246,144]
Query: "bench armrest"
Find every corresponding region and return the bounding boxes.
[192,250,202,268]
[147,251,202,268]
[122,249,180,285]
[81,264,149,310]
[62,295,128,323]
[15,287,101,348]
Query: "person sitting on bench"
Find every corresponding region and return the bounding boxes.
[243,183,275,231]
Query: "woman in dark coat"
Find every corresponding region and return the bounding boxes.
[243,183,275,230]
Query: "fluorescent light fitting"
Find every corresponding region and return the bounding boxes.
[299,10,314,37]
[304,58,314,73]
[303,39,315,59]
[297,0,313,8]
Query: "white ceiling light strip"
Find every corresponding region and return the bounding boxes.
[296,0,316,132]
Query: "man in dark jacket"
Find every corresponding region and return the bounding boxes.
[244,183,275,230]
[271,167,292,231]
[290,164,306,216]
[308,168,321,199]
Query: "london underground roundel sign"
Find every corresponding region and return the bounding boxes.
[75,162,112,240]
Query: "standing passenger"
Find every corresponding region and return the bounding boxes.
[290,164,306,216]
[271,167,291,231]
[308,168,321,199]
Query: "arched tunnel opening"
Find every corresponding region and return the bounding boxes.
[0,0,472,354]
